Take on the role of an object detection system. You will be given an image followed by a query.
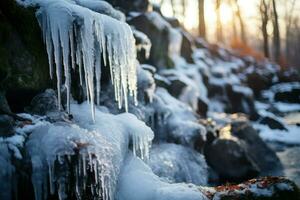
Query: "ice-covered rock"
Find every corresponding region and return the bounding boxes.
[149,143,208,185]
[151,88,206,149]
[0,102,154,200]
[129,11,182,69]
[133,29,152,63]
[17,0,138,121]
[117,154,209,200]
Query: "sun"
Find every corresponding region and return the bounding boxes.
[220,3,232,24]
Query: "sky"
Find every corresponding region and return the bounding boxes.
[150,0,300,44]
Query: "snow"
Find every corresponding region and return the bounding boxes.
[17,0,138,121]
[116,154,208,200]
[262,82,300,102]
[254,123,300,145]
[133,29,152,59]
[152,88,206,145]
[149,143,208,185]
[275,103,300,113]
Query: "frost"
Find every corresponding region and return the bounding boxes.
[19,0,138,121]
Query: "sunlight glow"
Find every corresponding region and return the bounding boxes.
[220,3,232,25]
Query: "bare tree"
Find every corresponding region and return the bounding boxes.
[233,0,247,44]
[198,0,206,38]
[230,0,237,39]
[271,0,281,62]
[216,0,223,42]
[259,0,270,58]
[284,0,296,60]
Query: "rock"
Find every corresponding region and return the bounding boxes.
[25,89,58,115]
[152,88,207,150]
[105,0,149,14]
[0,115,14,137]
[129,12,182,69]
[133,29,152,63]
[273,82,300,103]
[0,91,11,114]
[149,143,208,185]
[259,116,288,131]
[202,177,300,200]
[0,0,51,94]
[246,72,272,97]
[204,134,260,182]
[181,30,195,63]
[165,17,180,28]
[197,98,208,117]
[226,84,259,120]
[277,68,300,83]
[231,121,283,173]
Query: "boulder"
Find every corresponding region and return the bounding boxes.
[197,98,208,117]
[204,134,260,182]
[246,72,272,97]
[149,143,208,185]
[133,29,152,63]
[0,91,11,114]
[25,89,59,115]
[274,86,300,103]
[231,121,283,173]
[0,115,14,137]
[259,116,288,131]
[226,84,259,120]
[181,30,195,63]
[0,0,51,95]
[129,12,182,69]
[105,0,149,13]
[202,177,300,200]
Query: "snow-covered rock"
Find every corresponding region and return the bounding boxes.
[149,143,208,185]
[117,154,209,200]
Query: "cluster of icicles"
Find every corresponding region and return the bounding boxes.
[36,0,138,121]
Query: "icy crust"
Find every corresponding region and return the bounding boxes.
[149,143,208,185]
[151,88,206,146]
[22,102,153,200]
[117,154,209,200]
[18,0,138,121]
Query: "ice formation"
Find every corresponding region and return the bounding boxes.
[24,102,153,200]
[117,154,208,200]
[149,143,208,185]
[18,0,138,121]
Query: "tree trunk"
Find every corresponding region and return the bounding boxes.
[234,0,247,44]
[198,0,206,38]
[216,0,223,42]
[230,0,237,39]
[260,0,270,58]
[272,0,281,63]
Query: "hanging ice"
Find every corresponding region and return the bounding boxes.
[25,102,154,200]
[23,0,138,121]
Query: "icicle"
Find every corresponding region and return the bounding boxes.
[36,1,138,121]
